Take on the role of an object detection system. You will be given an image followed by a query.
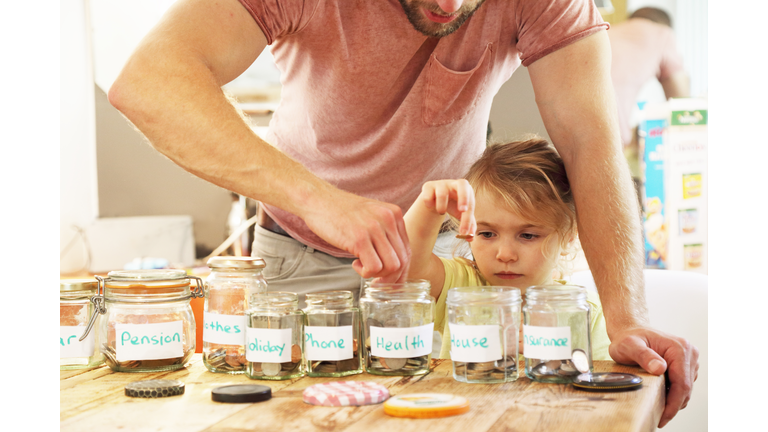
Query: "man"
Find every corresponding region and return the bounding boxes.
[108,0,698,427]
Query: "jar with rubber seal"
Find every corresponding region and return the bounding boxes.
[360,280,434,376]
[245,292,305,380]
[80,269,204,372]
[303,291,362,377]
[523,285,592,383]
[60,279,104,369]
[203,256,268,374]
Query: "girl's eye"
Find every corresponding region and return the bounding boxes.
[477,231,495,239]
[520,233,539,240]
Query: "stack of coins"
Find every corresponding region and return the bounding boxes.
[206,347,247,372]
[102,344,192,371]
[249,344,302,377]
[529,349,590,382]
[453,355,517,383]
[307,339,360,374]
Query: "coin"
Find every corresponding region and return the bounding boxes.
[468,361,495,372]
[262,362,281,376]
[380,357,407,370]
[557,361,579,376]
[545,360,561,370]
[353,338,359,352]
[531,362,557,379]
[291,344,302,363]
[281,361,298,371]
[225,356,242,369]
[455,234,474,240]
[571,349,590,373]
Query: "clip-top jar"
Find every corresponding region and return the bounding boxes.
[360,280,434,376]
[245,292,304,380]
[446,286,521,383]
[303,291,362,377]
[61,279,104,369]
[80,269,204,372]
[203,256,268,374]
[523,285,592,383]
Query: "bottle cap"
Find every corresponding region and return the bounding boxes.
[383,393,470,418]
[212,385,272,403]
[125,380,185,398]
[303,381,389,406]
[572,372,643,391]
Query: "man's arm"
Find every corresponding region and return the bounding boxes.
[108,0,410,281]
[660,70,690,99]
[528,30,699,428]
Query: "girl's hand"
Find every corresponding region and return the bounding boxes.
[419,180,476,239]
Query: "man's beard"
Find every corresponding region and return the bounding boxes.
[397,0,487,38]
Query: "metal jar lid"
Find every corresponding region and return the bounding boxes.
[207,256,266,270]
[60,278,99,293]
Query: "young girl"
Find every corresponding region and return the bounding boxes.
[403,138,611,360]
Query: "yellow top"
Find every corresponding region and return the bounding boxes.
[383,393,470,419]
[434,257,611,361]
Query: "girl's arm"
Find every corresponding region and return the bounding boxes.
[404,180,476,299]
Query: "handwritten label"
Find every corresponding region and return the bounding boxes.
[370,323,433,358]
[304,326,353,361]
[245,327,292,363]
[203,312,246,345]
[448,324,502,363]
[115,321,184,361]
[523,325,571,360]
[60,326,95,359]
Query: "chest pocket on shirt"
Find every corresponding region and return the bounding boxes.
[422,43,493,127]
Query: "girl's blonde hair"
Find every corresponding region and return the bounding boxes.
[463,137,579,276]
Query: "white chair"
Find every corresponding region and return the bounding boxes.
[568,269,708,432]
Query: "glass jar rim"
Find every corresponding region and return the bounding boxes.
[250,291,299,308]
[60,278,98,293]
[363,279,430,292]
[524,284,586,301]
[106,269,188,281]
[207,256,266,270]
[446,286,521,305]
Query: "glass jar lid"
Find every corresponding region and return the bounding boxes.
[207,256,266,270]
[60,278,98,293]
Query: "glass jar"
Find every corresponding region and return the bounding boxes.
[81,269,204,372]
[245,292,304,380]
[60,279,104,369]
[360,280,434,376]
[523,285,592,383]
[447,286,521,383]
[303,291,362,377]
[203,256,268,374]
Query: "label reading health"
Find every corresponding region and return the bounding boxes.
[305,325,353,361]
[245,327,292,363]
[115,321,184,361]
[203,311,246,345]
[448,324,502,363]
[60,326,95,359]
[523,325,571,360]
[370,323,433,358]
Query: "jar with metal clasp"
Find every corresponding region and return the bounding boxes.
[79,269,204,372]
[61,279,104,369]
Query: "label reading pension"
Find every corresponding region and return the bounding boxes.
[305,325,353,361]
[115,321,184,361]
[370,323,433,358]
[448,324,502,363]
[203,311,246,345]
[60,326,95,358]
[245,327,292,363]
[523,325,571,360]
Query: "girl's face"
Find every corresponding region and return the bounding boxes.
[469,190,562,292]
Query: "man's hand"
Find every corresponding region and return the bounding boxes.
[609,327,700,428]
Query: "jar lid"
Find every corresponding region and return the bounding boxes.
[207,256,266,270]
[60,278,98,293]
[212,385,272,403]
[572,372,643,392]
[124,379,185,398]
[303,381,389,406]
[106,269,188,281]
[383,393,470,418]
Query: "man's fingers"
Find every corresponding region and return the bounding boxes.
[610,335,667,375]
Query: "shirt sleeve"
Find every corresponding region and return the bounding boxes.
[515,0,609,66]
[658,27,685,81]
[237,0,320,44]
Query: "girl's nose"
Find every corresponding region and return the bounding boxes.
[496,244,518,262]
[436,0,464,14]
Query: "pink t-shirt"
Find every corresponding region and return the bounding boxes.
[238,0,607,257]
[608,18,685,146]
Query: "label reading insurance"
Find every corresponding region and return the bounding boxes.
[246,327,292,363]
[115,321,184,361]
[448,324,502,363]
[60,326,95,358]
[305,326,353,361]
[523,325,571,360]
[370,323,433,358]
[203,311,246,345]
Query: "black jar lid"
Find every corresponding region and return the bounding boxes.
[212,385,272,403]
[572,372,643,392]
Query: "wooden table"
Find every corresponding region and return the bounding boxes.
[61,355,664,432]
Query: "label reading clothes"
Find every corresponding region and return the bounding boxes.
[203,311,246,345]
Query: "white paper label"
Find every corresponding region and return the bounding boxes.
[304,326,353,361]
[370,323,433,358]
[523,325,571,360]
[203,312,246,345]
[115,321,184,361]
[448,324,502,363]
[60,326,95,358]
[245,327,292,363]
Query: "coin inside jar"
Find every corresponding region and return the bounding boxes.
[262,362,281,376]
[291,344,302,363]
[380,357,407,370]
[571,349,590,373]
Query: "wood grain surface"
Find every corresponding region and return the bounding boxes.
[61,355,664,432]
